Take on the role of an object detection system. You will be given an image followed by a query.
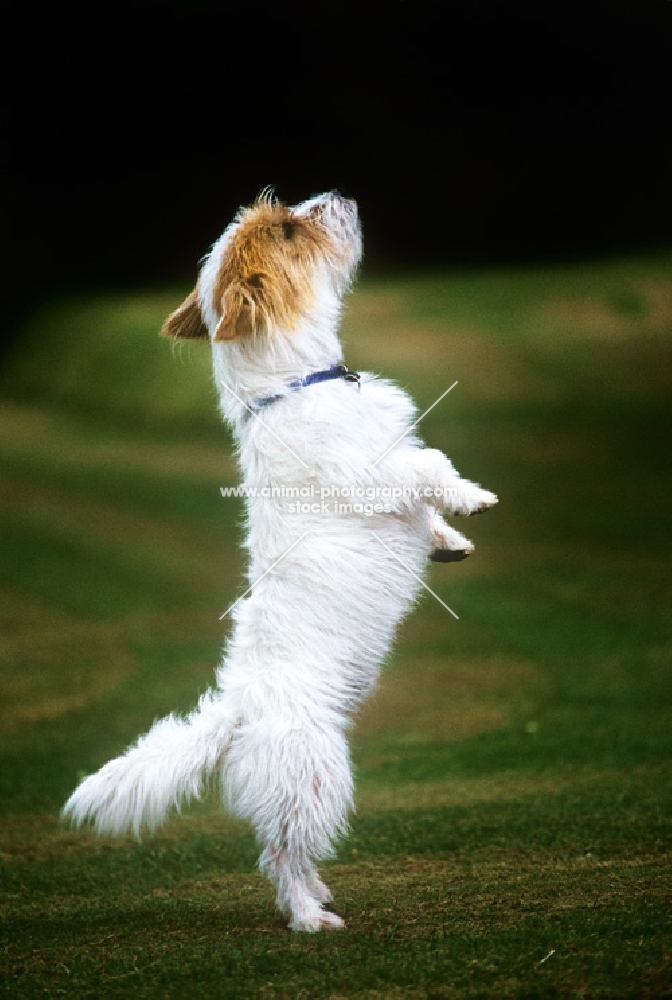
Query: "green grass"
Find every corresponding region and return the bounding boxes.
[1,253,671,997]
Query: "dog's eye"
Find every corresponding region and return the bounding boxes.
[282,221,295,240]
[247,273,263,288]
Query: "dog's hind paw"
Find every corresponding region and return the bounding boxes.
[317,909,345,931]
[290,907,345,932]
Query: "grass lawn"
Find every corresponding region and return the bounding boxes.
[1,254,670,998]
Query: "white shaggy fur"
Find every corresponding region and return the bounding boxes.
[63,191,497,931]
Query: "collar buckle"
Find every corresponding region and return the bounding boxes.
[337,365,361,390]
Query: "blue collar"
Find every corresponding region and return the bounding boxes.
[245,365,361,420]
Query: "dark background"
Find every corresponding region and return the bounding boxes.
[5,0,671,337]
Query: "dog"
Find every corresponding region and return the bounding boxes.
[63,191,497,931]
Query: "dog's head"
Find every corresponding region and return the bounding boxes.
[161,191,361,343]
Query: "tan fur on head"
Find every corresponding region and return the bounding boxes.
[161,193,339,343]
[211,196,334,342]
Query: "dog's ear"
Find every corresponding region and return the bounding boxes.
[160,289,209,340]
[213,280,258,341]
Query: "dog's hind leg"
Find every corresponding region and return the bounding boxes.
[304,866,334,904]
[260,847,333,905]
[230,722,351,931]
[260,845,343,931]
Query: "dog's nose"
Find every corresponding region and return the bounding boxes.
[328,189,355,206]
[293,191,359,225]
[327,190,357,215]
[330,188,355,202]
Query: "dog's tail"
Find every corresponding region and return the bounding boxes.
[62,692,234,838]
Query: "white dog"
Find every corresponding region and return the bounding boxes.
[63,191,497,931]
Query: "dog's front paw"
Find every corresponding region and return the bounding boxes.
[431,548,471,562]
[449,483,498,517]
[429,517,474,561]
